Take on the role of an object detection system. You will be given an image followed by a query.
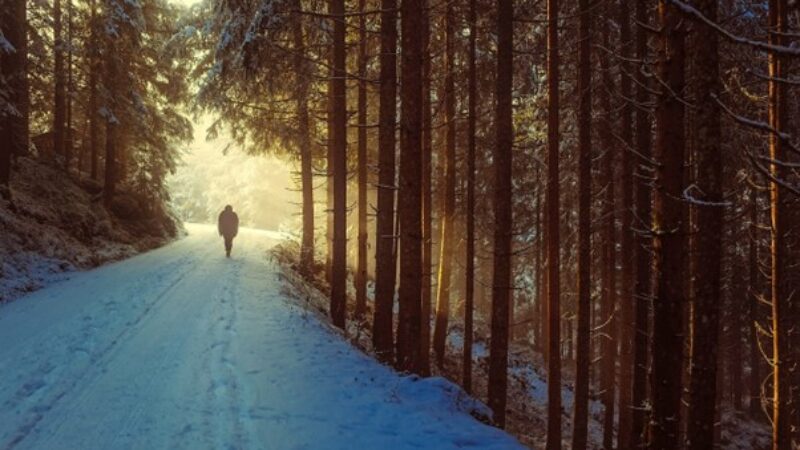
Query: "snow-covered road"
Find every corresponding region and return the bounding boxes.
[0,224,522,450]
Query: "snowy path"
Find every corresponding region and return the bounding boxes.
[0,224,522,450]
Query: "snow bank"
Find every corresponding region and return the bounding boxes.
[0,158,179,302]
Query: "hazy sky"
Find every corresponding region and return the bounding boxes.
[168,114,301,232]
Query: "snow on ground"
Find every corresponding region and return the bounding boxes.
[0,224,524,450]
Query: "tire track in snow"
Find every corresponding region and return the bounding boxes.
[201,257,251,450]
[1,253,204,450]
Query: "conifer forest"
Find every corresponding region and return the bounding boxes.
[1,0,799,448]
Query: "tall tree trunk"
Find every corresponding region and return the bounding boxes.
[432,0,457,369]
[329,0,347,330]
[649,1,686,448]
[598,13,617,448]
[65,0,73,172]
[293,2,314,274]
[89,0,99,180]
[629,1,652,446]
[617,1,635,443]
[767,0,793,448]
[395,0,423,373]
[0,0,28,193]
[103,47,117,206]
[545,0,562,445]
[372,0,398,362]
[571,0,592,446]
[685,0,723,447]
[748,189,762,419]
[463,0,477,395]
[355,0,368,322]
[534,185,543,352]
[419,0,433,377]
[53,0,66,163]
[488,0,513,428]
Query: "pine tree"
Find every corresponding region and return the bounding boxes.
[372,0,398,362]
[395,0,424,373]
[488,0,513,428]
[649,1,687,447]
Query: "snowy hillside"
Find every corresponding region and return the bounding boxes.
[0,224,524,449]
[0,158,180,303]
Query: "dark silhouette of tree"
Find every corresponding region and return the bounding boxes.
[545,0,562,445]
[395,0,424,373]
[372,0,398,362]
[649,1,687,447]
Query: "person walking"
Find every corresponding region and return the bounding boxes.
[218,205,239,258]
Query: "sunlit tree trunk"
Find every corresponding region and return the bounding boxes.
[767,0,796,447]
[355,0,368,321]
[488,0,513,428]
[649,1,686,447]
[395,0,423,373]
[329,0,347,329]
[54,0,66,163]
[545,0,562,445]
[372,0,398,362]
[432,0,457,369]
[571,0,591,445]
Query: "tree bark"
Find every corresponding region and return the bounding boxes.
[89,0,100,180]
[432,0,457,369]
[545,0,562,445]
[0,0,28,192]
[65,0,74,172]
[598,13,617,449]
[685,0,723,447]
[629,1,652,447]
[649,1,686,448]
[329,0,347,330]
[395,0,423,373]
[372,0,398,362]
[488,0,513,428]
[54,0,66,163]
[767,1,795,448]
[616,1,636,443]
[571,0,591,446]
[293,2,314,274]
[419,0,433,377]
[355,0,368,322]
[463,0,477,395]
[748,189,762,419]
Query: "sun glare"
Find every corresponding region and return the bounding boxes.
[168,115,300,233]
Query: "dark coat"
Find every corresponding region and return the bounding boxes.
[218,208,239,238]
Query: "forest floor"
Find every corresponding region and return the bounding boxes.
[0,157,179,303]
[273,242,772,450]
[0,224,523,450]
